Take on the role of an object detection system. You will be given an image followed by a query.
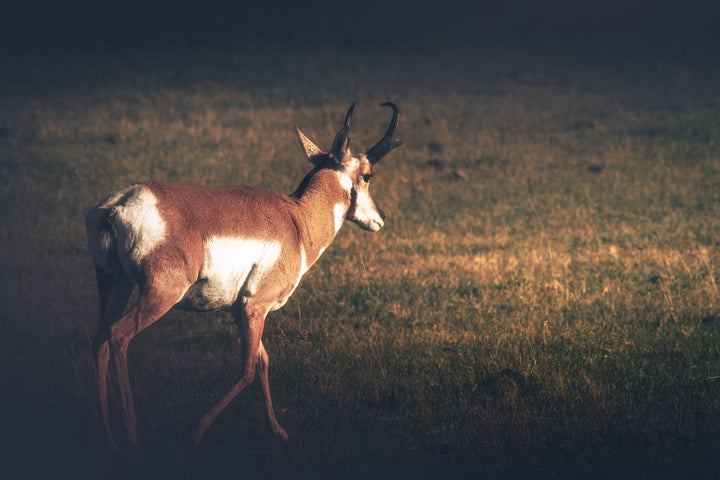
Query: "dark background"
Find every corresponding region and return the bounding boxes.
[3,2,720,479]
[2,0,719,51]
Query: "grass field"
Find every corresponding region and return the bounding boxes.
[2,36,720,479]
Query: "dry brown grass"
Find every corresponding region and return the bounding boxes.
[2,40,720,478]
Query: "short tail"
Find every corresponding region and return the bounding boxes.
[85,206,117,274]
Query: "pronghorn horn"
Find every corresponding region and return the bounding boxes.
[365,102,402,165]
[330,103,355,164]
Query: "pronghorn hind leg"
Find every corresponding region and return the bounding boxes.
[92,265,134,454]
[108,270,190,448]
[96,340,119,454]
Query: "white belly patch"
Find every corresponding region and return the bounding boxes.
[182,237,282,309]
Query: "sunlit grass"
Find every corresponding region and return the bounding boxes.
[2,41,720,478]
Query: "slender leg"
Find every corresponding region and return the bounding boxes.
[110,323,139,447]
[191,305,269,444]
[108,275,188,448]
[256,340,288,440]
[93,266,133,454]
[96,341,119,453]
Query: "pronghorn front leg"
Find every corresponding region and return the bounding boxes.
[191,304,286,443]
[257,339,288,440]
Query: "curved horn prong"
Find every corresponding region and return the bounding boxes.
[330,103,355,164]
[365,101,402,165]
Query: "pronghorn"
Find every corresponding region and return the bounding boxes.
[85,102,402,453]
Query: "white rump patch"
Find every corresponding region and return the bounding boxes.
[199,237,283,305]
[113,187,166,266]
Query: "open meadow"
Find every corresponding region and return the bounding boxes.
[2,35,720,479]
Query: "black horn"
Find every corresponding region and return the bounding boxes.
[330,103,355,163]
[365,102,402,164]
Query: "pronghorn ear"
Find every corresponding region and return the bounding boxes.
[329,102,355,167]
[295,127,327,166]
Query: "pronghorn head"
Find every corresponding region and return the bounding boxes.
[296,102,402,232]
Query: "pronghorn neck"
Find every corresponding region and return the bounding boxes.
[291,167,351,265]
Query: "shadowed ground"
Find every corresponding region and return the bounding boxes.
[2,3,720,478]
